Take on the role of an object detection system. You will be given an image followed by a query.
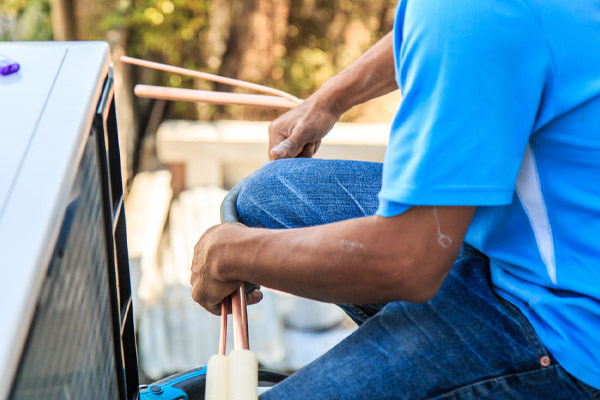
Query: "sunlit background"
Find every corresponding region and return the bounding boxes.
[1,0,398,123]
[1,0,400,383]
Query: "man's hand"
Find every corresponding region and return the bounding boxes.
[268,96,340,160]
[268,31,397,160]
[190,223,263,315]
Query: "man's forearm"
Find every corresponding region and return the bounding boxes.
[217,206,473,305]
[312,31,397,117]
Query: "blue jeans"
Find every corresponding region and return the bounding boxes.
[237,159,599,399]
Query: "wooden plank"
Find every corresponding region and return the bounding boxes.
[125,170,173,304]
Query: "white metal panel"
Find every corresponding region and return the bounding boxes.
[0,42,110,400]
[0,46,66,213]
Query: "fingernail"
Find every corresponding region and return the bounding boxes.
[271,146,285,157]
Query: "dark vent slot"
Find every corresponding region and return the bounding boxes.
[9,135,120,400]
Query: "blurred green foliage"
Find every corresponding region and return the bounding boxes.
[0,0,53,41]
[1,0,396,121]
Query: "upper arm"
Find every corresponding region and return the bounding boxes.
[375,205,476,301]
[380,0,553,210]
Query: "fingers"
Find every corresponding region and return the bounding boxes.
[271,139,319,160]
[314,140,321,154]
[211,289,263,316]
[270,138,299,160]
[299,143,316,158]
[246,289,263,306]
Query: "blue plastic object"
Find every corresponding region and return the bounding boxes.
[140,367,207,400]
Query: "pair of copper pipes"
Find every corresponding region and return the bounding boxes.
[121,54,303,354]
[220,290,249,354]
[121,56,303,397]
[121,56,303,110]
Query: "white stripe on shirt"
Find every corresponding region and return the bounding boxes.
[516,145,557,285]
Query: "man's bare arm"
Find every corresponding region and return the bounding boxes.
[191,206,475,315]
[317,30,398,117]
[268,31,397,160]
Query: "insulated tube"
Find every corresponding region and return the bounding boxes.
[220,179,258,295]
[205,355,230,400]
[229,349,259,400]
[219,179,244,223]
[220,178,258,400]
[206,297,230,400]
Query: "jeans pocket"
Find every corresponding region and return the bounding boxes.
[496,295,551,364]
[499,297,600,398]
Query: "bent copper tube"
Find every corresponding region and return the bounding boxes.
[134,85,298,110]
[121,55,303,104]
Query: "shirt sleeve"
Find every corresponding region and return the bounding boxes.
[377,0,553,217]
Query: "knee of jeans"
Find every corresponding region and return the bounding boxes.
[236,160,295,228]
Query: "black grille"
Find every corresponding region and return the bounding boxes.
[9,135,120,400]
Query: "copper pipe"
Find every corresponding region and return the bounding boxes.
[240,287,249,345]
[121,55,303,104]
[134,85,298,110]
[219,299,228,356]
[231,287,249,350]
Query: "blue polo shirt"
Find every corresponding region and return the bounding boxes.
[377,0,600,389]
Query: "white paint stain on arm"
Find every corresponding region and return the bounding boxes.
[433,207,453,249]
[339,240,366,251]
[332,239,366,263]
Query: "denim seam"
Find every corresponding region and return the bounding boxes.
[496,295,549,360]
[430,365,578,400]
[353,306,370,321]
[457,253,548,361]
[582,382,600,400]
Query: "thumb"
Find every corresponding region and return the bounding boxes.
[270,138,299,160]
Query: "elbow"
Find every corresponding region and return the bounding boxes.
[410,262,450,303]
[383,256,449,304]
[406,279,442,303]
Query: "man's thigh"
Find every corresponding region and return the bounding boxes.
[261,255,591,399]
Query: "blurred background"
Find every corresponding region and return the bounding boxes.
[1,0,399,151]
[1,0,400,383]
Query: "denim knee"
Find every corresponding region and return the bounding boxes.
[236,158,383,229]
[236,160,298,229]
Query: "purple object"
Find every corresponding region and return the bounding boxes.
[0,57,20,76]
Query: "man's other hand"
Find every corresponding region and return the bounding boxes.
[268,96,340,160]
[190,223,263,315]
[268,31,397,161]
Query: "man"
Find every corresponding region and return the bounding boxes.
[191,0,600,397]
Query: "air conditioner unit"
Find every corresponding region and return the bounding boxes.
[0,42,138,400]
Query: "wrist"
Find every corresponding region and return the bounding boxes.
[210,223,246,283]
[311,77,351,118]
[213,223,265,284]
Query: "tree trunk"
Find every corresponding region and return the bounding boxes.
[216,0,290,119]
[195,0,232,119]
[216,0,258,88]
[50,0,77,40]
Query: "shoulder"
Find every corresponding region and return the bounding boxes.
[394,0,551,82]
[398,0,543,46]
